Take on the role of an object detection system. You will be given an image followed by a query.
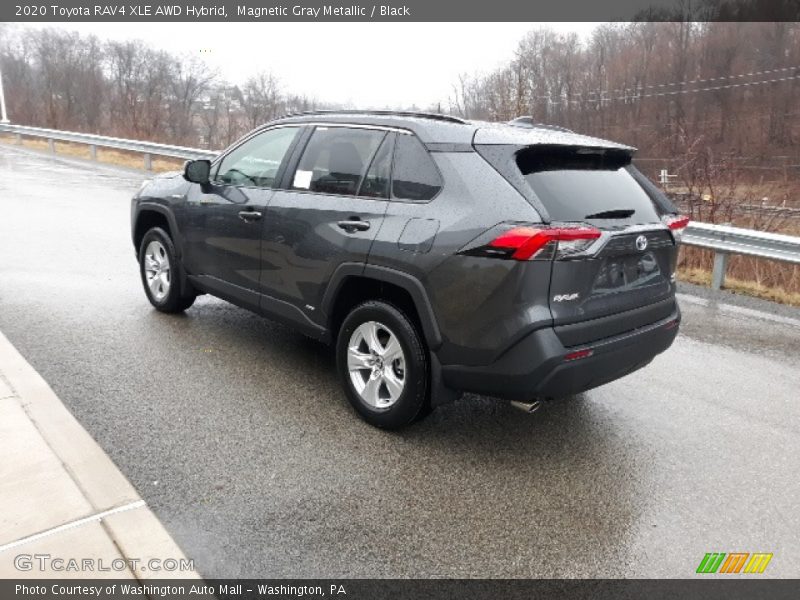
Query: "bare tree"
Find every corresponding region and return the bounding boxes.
[237,71,282,130]
[1,22,799,172]
[166,57,217,144]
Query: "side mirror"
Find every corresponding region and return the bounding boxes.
[184,159,211,184]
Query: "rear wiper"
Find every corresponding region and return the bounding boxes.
[585,209,635,219]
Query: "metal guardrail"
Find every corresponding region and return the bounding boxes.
[0,123,217,169]
[2,122,799,291]
[682,221,800,289]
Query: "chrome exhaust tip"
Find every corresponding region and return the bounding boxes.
[510,399,542,414]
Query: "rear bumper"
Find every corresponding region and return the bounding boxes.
[441,306,680,400]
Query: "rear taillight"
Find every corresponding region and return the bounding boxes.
[663,214,690,241]
[482,225,602,261]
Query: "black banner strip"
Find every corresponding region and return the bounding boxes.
[3,579,800,600]
[4,0,800,22]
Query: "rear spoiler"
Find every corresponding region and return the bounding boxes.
[473,124,635,152]
[507,117,574,134]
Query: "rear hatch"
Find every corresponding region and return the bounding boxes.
[476,139,682,347]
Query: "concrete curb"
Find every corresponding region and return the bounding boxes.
[0,330,200,580]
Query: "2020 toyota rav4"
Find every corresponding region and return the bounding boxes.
[131,111,687,429]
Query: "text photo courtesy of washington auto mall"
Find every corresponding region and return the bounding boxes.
[0,1,800,599]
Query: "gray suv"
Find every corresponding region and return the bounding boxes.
[131,111,686,429]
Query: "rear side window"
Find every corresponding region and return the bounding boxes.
[291,127,385,197]
[516,146,660,223]
[392,134,442,201]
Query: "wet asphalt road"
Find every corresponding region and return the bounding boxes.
[1,146,799,578]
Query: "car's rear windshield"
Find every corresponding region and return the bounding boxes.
[516,145,661,223]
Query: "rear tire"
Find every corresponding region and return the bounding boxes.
[138,227,196,313]
[336,301,430,429]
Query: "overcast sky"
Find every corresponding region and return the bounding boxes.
[25,22,599,107]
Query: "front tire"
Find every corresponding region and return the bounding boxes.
[336,301,430,429]
[138,227,195,313]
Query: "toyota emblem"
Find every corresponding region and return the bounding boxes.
[635,235,648,251]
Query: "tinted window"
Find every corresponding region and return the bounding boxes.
[627,164,679,216]
[215,127,299,188]
[392,134,442,201]
[517,146,660,223]
[357,133,394,199]
[291,127,385,197]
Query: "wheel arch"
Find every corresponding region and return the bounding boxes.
[322,264,443,351]
[132,203,181,257]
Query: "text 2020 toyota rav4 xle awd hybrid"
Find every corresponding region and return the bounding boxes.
[131,111,687,428]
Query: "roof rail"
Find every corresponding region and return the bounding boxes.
[277,109,468,125]
[508,116,573,133]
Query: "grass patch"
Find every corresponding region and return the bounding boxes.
[678,266,800,307]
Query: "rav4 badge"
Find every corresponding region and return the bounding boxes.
[553,293,580,302]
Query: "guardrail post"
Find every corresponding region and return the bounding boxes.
[89,145,97,161]
[711,251,729,290]
[48,138,55,153]
[143,153,152,171]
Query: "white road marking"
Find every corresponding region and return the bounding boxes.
[677,293,800,328]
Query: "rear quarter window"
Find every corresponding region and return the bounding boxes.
[516,145,661,224]
[391,134,443,201]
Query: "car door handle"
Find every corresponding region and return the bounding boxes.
[337,220,370,232]
[238,210,262,222]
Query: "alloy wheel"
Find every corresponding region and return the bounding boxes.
[143,240,171,302]
[347,320,407,408]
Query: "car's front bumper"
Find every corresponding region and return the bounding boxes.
[440,306,680,400]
